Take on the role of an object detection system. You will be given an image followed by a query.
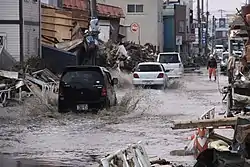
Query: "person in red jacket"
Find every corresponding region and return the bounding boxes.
[207,54,217,81]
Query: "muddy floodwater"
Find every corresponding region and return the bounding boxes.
[0,68,228,166]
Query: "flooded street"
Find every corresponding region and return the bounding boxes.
[0,69,228,166]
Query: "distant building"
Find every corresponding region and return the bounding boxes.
[98,0,164,52]
[162,0,194,55]
[0,0,41,63]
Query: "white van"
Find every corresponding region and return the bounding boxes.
[157,52,184,78]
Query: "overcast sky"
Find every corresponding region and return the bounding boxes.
[193,0,247,18]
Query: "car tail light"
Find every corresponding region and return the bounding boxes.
[133,73,139,78]
[101,87,107,96]
[157,73,164,78]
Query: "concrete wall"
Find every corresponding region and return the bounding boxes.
[23,0,40,59]
[98,0,163,52]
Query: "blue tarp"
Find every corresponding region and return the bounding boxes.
[42,44,76,74]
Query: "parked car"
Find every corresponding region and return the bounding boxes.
[132,62,169,89]
[58,66,118,113]
[156,52,184,78]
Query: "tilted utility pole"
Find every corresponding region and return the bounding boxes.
[205,0,209,57]
[197,0,202,56]
[89,0,97,18]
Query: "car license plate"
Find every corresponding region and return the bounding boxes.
[77,104,88,110]
[142,80,153,84]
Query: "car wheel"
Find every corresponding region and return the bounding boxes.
[58,108,69,113]
[92,109,99,114]
[105,100,111,110]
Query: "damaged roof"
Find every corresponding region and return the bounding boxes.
[63,0,125,18]
[230,15,245,29]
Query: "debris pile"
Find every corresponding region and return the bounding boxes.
[0,68,59,109]
[99,42,157,72]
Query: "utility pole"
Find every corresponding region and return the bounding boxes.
[218,9,226,18]
[201,0,204,21]
[89,0,97,18]
[205,0,209,57]
[77,0,99,65]
[197,0,202,56]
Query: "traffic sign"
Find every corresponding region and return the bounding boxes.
[130,23,139,33]
[176,36,182,45]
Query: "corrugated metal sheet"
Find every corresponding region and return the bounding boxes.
[0,48,17,70]
[63,0,124,18]
[63,0,87,10]
[97,3,124,18]
[0,25,20,61]
[0,0,19,20]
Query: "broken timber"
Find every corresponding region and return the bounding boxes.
[172,116,250,129]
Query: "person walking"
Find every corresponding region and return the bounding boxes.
[207,54,217,81]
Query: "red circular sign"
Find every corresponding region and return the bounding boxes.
[130,23,139,32]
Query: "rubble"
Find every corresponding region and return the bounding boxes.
[0,68,59,109]
[99,41,157,72]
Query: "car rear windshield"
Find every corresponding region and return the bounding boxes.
[61,70,103,88]
[159,54,180,63]
[137,64,162,72]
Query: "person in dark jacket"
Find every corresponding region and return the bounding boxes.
[207,54,217,81]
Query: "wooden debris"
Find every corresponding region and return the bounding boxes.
[99,42,157,72]
[172,116,250,129]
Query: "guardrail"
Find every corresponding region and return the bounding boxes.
[199,107,215,120]
[101,141,151,167]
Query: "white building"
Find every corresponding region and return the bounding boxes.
[98,0,164,52]
[0,0,41,63]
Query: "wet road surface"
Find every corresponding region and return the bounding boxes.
[0,69,228,166]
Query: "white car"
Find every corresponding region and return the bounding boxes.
[157,52,184,78]
[132,62,168,89]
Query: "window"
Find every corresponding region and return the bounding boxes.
[159,54,180,63]
[127,4,144,13]
[127,4,135,12]
[136,5,143,13]
[179,21,185,33]
[61,71,104,89]
[136,65,162,72]
[104,71,112,84]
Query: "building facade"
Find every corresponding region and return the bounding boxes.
[163,0,194,56]
[0,0,40,63]
[98,0,164,52]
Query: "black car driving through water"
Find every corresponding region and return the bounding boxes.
[58,66,118,113]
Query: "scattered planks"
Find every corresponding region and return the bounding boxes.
[172,116,250,130]
[41,4,89,46]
